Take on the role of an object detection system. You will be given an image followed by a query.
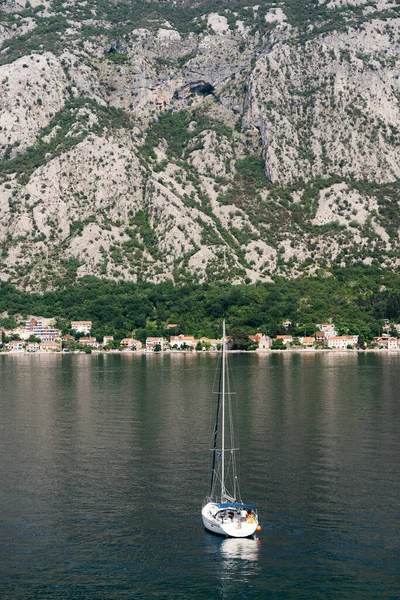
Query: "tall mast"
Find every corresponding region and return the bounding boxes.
[209,359,222,497]
[221,319,226,502]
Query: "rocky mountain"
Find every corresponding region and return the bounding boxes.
[0,0,399,290]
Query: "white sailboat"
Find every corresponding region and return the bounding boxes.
[201,320,260,538]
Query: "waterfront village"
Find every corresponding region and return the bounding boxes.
[1,318,400,354]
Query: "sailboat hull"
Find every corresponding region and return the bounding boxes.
[202,502,258,538]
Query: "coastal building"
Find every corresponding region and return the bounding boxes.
[282,321,292,329]
[26,342,40,352]
[40,342,61,353]
[9,340,24,352]
[79,337,99,349]
[373,336,398,349]
[258,334,272,350]
[248,333,263,343]
[249,333,271,349]
[327,335,358,349]
[315,332,325,345]
[61,335,75,342]
[40,333,62,343]
[103,336,114,345]
[24,318,61,341]
[316,323,337,339]
[170,335,197,349]
[120,338,142,350]
[276,335,293,346]
[197,337,220,350]
[146,337,166,351]
[71,321,92,334]
[25,318,40,331]
[387,337,398,350]
[299,336,315,347]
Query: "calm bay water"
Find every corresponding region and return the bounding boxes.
[0,352,399,599]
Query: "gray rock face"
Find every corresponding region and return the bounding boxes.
[0,1,399,289]
[246,25,400,185]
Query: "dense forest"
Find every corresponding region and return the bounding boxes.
[0,266,399,343]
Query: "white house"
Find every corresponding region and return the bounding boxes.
[79,337,99,349]
[146,337,166,351]
[316,323,337,339]
[197,337,221,350]
[9,340,25,352]
[327,335,358,349]
[373,336,398,350]
[276,335,293,345]
[71,321,92,335]
[26,342,40,352]
[120,338,142,350]
[169,335,197,349]
[103,335,114,345]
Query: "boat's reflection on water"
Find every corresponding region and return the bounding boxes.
[218,537,261,598]
[220,537,260,562]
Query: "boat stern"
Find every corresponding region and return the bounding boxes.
[202,502,259,538]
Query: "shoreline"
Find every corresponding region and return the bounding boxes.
[1,348,400,356]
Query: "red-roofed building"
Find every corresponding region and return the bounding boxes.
[120,338,142,350]
[276,335,293,345]
[40,342,61,353]
[79,337,99,349]
[327,335,358,349]
[373,336,398,350]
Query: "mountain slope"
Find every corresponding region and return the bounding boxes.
[0,0,399,290]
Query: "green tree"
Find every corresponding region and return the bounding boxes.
[28,334,41,343]
[104,340,121,350]
[230,329,251,351]
[271,339,287,350]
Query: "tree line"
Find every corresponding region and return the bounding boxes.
[0,265,399,344]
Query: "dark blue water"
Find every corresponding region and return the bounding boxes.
[0,352,399,599]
